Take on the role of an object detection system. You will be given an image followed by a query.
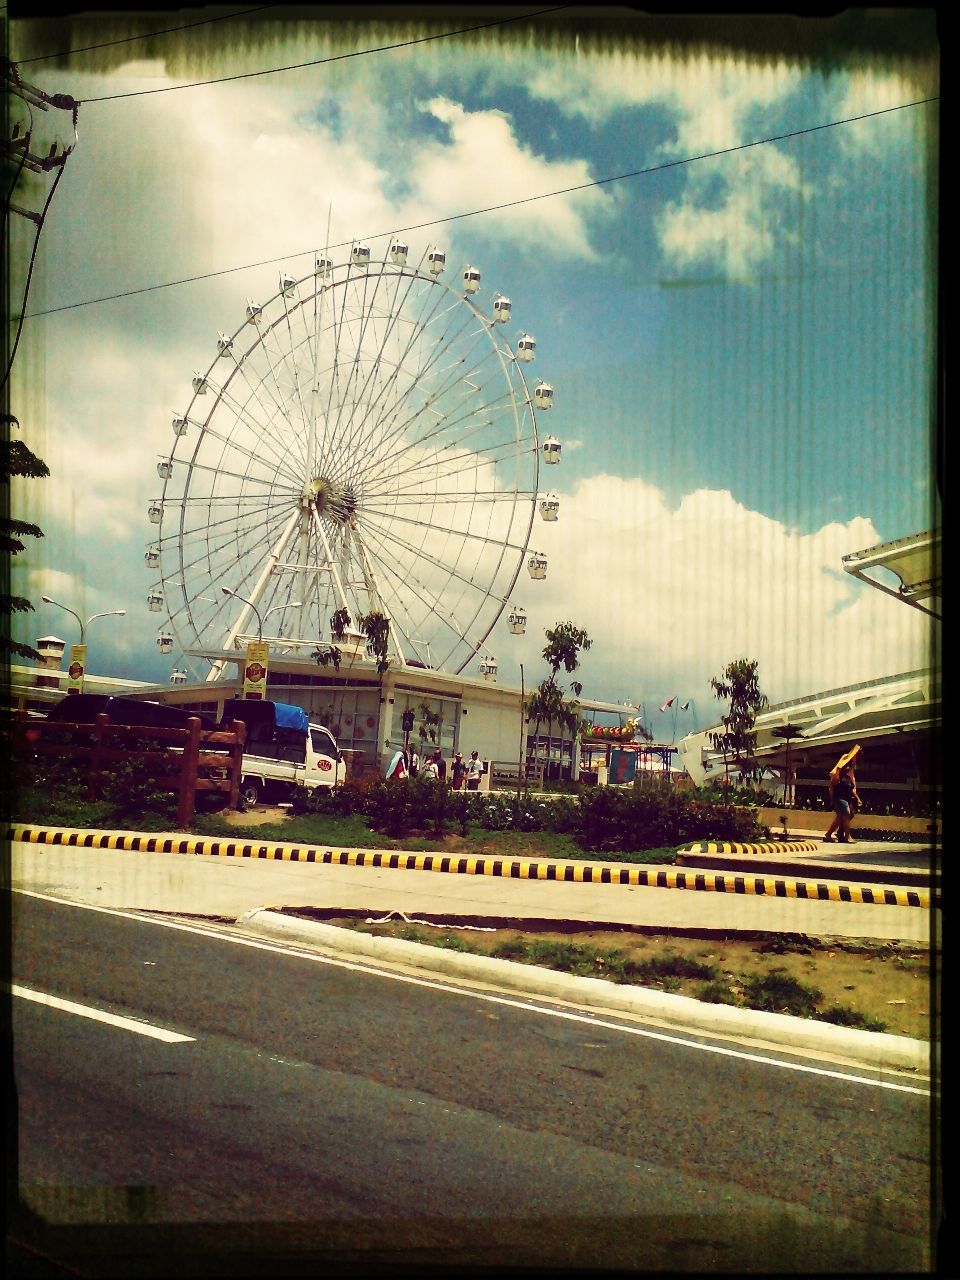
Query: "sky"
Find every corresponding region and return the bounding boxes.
[6,6,941,736]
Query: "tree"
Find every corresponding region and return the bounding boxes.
[710,658,769,788]
[1,412,49,662]
[525,621,592,783]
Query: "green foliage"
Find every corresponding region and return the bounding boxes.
[415,700,443,745]
[329,607,351,641]
[818,1005,888,1032]
[526,620,593,773]
[358,610,391,674]
[575,786,765,852]
[710,657,769,779]
[697,979,739,1005]
[542,621,592,678]
[2,413,48,663]
[741,968,822,1017]
[311,644,342,671]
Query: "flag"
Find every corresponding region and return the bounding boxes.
[658,696,675,713]
[680,701,691,711]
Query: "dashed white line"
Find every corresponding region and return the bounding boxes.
[10,984,195,1043]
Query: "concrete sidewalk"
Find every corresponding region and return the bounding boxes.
[9,826,937,1076]
[10,825,936,942]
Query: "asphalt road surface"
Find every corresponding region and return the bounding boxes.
[10,894,935,1275]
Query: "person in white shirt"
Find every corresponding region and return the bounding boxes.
[465,750,483,790]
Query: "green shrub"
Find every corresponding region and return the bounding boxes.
[697,979,739,1005]
[574,787,767,853]
[741,968,822,1017]
[818,1005,888,1033]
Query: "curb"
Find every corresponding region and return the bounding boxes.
[238,909,933,1076]
[7,825,934,909]
[677,850,937,890]
[677,839,822,855]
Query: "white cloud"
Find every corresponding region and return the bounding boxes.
[508,475,932,711]
[411,96,612,258]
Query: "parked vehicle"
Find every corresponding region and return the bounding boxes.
[42,694,216,731]
[219,699,345,807]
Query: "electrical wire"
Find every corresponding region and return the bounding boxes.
[16,95,938,324]
[16,6,274,64]
[76,6,571,103]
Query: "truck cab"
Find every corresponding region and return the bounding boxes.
[220,699,345,807]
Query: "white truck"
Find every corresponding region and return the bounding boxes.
[220,699,346,808]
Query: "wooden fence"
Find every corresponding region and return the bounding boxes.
[15,713,247,828]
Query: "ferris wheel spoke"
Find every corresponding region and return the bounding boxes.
[360,502,529,556]
[344,299,497,478]
[190,376,307,487]
[332,273,455,473]
[338,285,488,463]
[166,503,297,587]
[359,523,497,667]
[360,527,491,665]
[365,438,528,514]
[219,335,307,454]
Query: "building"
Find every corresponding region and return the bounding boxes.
[674,529,941,815]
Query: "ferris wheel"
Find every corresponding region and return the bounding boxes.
[145,240,562,678]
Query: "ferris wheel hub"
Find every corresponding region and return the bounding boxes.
[302,476,360,524]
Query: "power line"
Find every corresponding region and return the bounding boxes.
[18,96,938,322]
[16,6,274,64]
[77,7,570,103]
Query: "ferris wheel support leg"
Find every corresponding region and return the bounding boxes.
[309,506,353,622]
[352,526,406,668]
[205,507,301,682]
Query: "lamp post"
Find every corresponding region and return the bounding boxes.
[221,586,263,642]
[517,662,525,803]
[772,724,805,808]
[262,601,302,635]
[41,595,126,644]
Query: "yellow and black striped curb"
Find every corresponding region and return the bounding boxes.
[677,840,821,855]
[9,825,934,909]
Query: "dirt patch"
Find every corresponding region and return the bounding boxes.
[218,806,291,827]
[299,912,936,1042]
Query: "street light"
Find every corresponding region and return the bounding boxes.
[41,595,126,644]
[221,586,263,642]
[262,601,302,634]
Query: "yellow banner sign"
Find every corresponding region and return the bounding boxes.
[243,641,269,699]
[66,644,87,694]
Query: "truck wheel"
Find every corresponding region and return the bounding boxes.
[240,780,261,809]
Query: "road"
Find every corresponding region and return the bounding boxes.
[10,894,934,1274]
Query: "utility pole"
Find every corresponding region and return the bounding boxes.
[2,58,80,390]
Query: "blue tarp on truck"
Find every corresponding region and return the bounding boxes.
[221,699,309,743]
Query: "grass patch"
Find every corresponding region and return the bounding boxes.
[697,979,739,1005]
[741,968,822,1018]
[817,1005,888,1033]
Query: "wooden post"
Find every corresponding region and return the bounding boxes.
[177,717,202,829]
[227,718,246,810]
[87,712,110,801]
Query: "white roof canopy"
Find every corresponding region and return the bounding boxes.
[842,528,941,619]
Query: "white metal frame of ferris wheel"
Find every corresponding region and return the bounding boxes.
[154,241,545,681]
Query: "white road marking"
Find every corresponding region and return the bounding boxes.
[10,984,195,1043]
[14,889,930,1092]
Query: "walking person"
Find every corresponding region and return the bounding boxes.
[824,763,860,843]
[409,748,420,779]
[465,750,483,791]
[451,751,466,790]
